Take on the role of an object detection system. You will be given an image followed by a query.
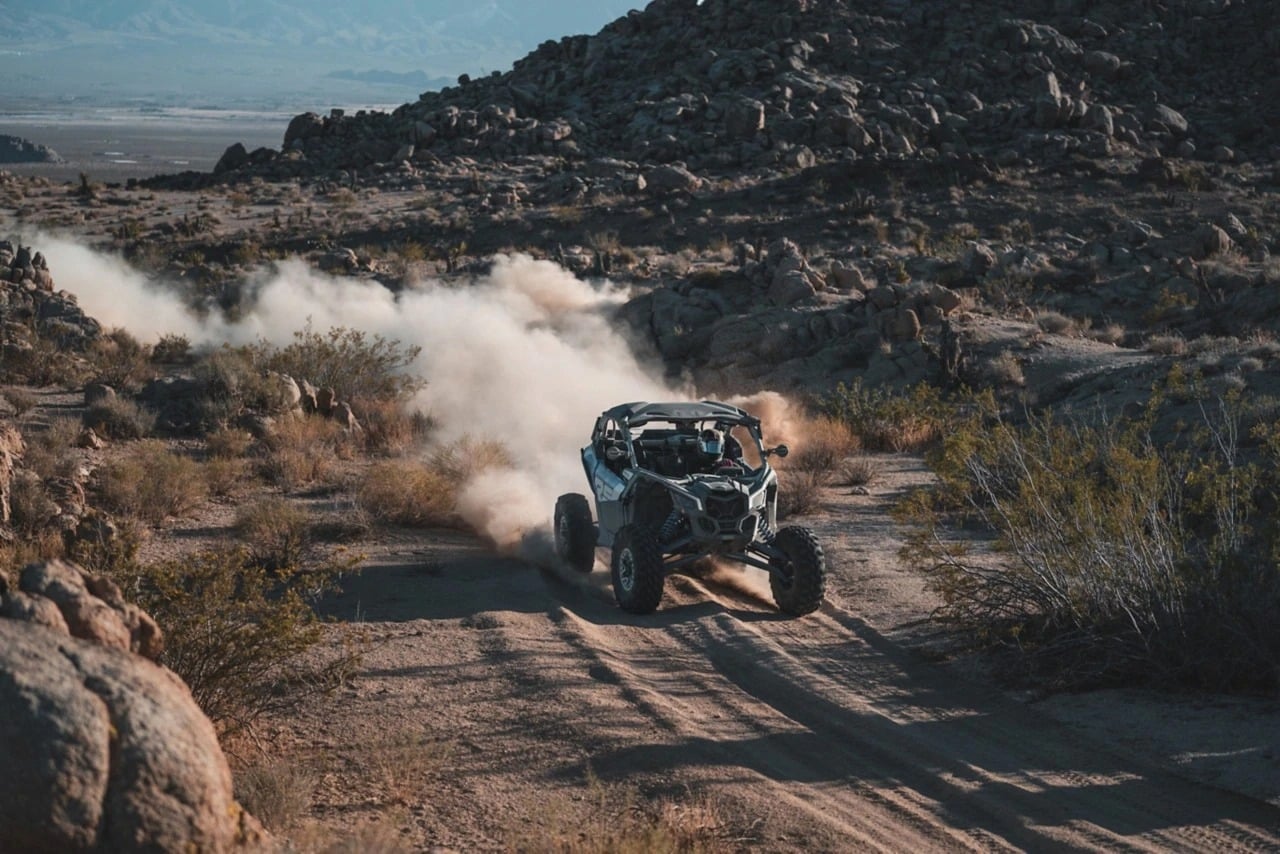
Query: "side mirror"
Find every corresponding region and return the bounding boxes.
[769,444,789,459]
[605,445,627,462]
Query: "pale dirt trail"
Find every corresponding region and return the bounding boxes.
[275,457,1280,851]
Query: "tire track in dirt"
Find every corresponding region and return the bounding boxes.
[546,570,1280,852]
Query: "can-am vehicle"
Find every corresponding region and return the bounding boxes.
[553,400,826,616]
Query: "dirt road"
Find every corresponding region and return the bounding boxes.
[272,458,1280,851]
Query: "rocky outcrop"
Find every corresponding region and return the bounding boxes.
[0,560,265,852]
[187,0,1279,184]
[0,422,21,525]
[0,134,62,164]
[0,240,103,377]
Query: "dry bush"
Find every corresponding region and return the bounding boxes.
[988,350,1026,387]
[837,456,879,487]
[782,415,860,473]
[85,396,156,440]
[259,415,353,490]
[1035,311,1076,336]
[428,436,512,484]
[113,547,359,737]
[22,416,82,480]
[357,461,458,527]
[7,471,60,535]
[235,498,312,571]
[2,387,37,416]
[207,426,253,459]
[1087,323,1126,346]
[1146,334,1187,355]
[86,327,155,392]
[234,760,317,833]
[0,529,65,576]
[354,398,434,456]
[95,441,207,524]
[777,468,829,520]
[204,457,250,497]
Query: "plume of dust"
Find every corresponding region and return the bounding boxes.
[700,558,778,610]
[727,390,813,450]
[36,232,685,559]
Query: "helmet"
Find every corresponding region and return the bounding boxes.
[699,429,723,460]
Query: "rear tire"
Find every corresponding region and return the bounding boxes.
[554,493,597,573]
[610,525,665,614]
[769,526,826,617]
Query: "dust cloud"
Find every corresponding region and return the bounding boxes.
[36,234,680,554]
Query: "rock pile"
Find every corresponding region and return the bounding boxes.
[199,0,1278,183]
[0,134,62,165]
[0,560,265,852]
[0,240,103,366]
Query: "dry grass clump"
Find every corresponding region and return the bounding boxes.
[988,350,1026,387]
[85,396,156,440]
[204,457,250,497]
[357,436,512,528]
[513,774,731,854]
[1146,334,1187,355]
[364,727,451,806]
[1086,323,1126,346]
[235,498,312,571]
[95,440,207,524]
[837,456,879,487]
[22,416,83,480]
[234,760,317,833]
[1035,311,1076,336]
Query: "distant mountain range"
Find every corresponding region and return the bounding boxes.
[0,1,641,108]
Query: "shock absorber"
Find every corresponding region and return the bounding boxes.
[659,509,684,544]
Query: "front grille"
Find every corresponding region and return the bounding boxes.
[706,493,747,532]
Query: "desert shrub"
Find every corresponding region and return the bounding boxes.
[95,441,207,524]
[85,396,156,440]
[782,415,860,473]
[7,472,59,535]
[819,379,951,452]
[204,457,250,497]
[235,498,312,571]
[151,333,192,365]
[22,416,82,480]
[195,346,297,420]
[1087,323,1126,346]
[357,461,458,527]
[86,327,155,391]
[902,391,1280,691]
[206,426,254,459]
[3,337,88,387]
[1146,334,1187,355]
[112,547,358,737]
[837,456,879,487]
[0,529,65,576]
[234,760,317,833]
[1035,311,1076,336]
[261,325,424,403]
[987,350,1026,387]
[259,415,354,490]
[777,468,829,519]
[354,398,434,456]
[427,436,512,484]
[2,387,37,416]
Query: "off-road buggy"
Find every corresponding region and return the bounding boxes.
[553,401,826,616]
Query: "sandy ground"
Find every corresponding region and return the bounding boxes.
[232,454,1280,851]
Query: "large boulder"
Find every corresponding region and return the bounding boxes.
[0,560,265,852]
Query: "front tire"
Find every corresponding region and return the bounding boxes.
[610,525,665,614]
[769,526,826,617]
[554,493,597,573]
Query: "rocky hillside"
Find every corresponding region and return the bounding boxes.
[200,0,1278,180]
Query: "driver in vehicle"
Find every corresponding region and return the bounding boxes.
[698,428,743,472]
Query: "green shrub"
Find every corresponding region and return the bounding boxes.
[86,328,155,391]
[820,379,951,452]
[112,547,359,737]
[235,498,312,571]
[262,325,424,403]
[902,391,1280,691]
